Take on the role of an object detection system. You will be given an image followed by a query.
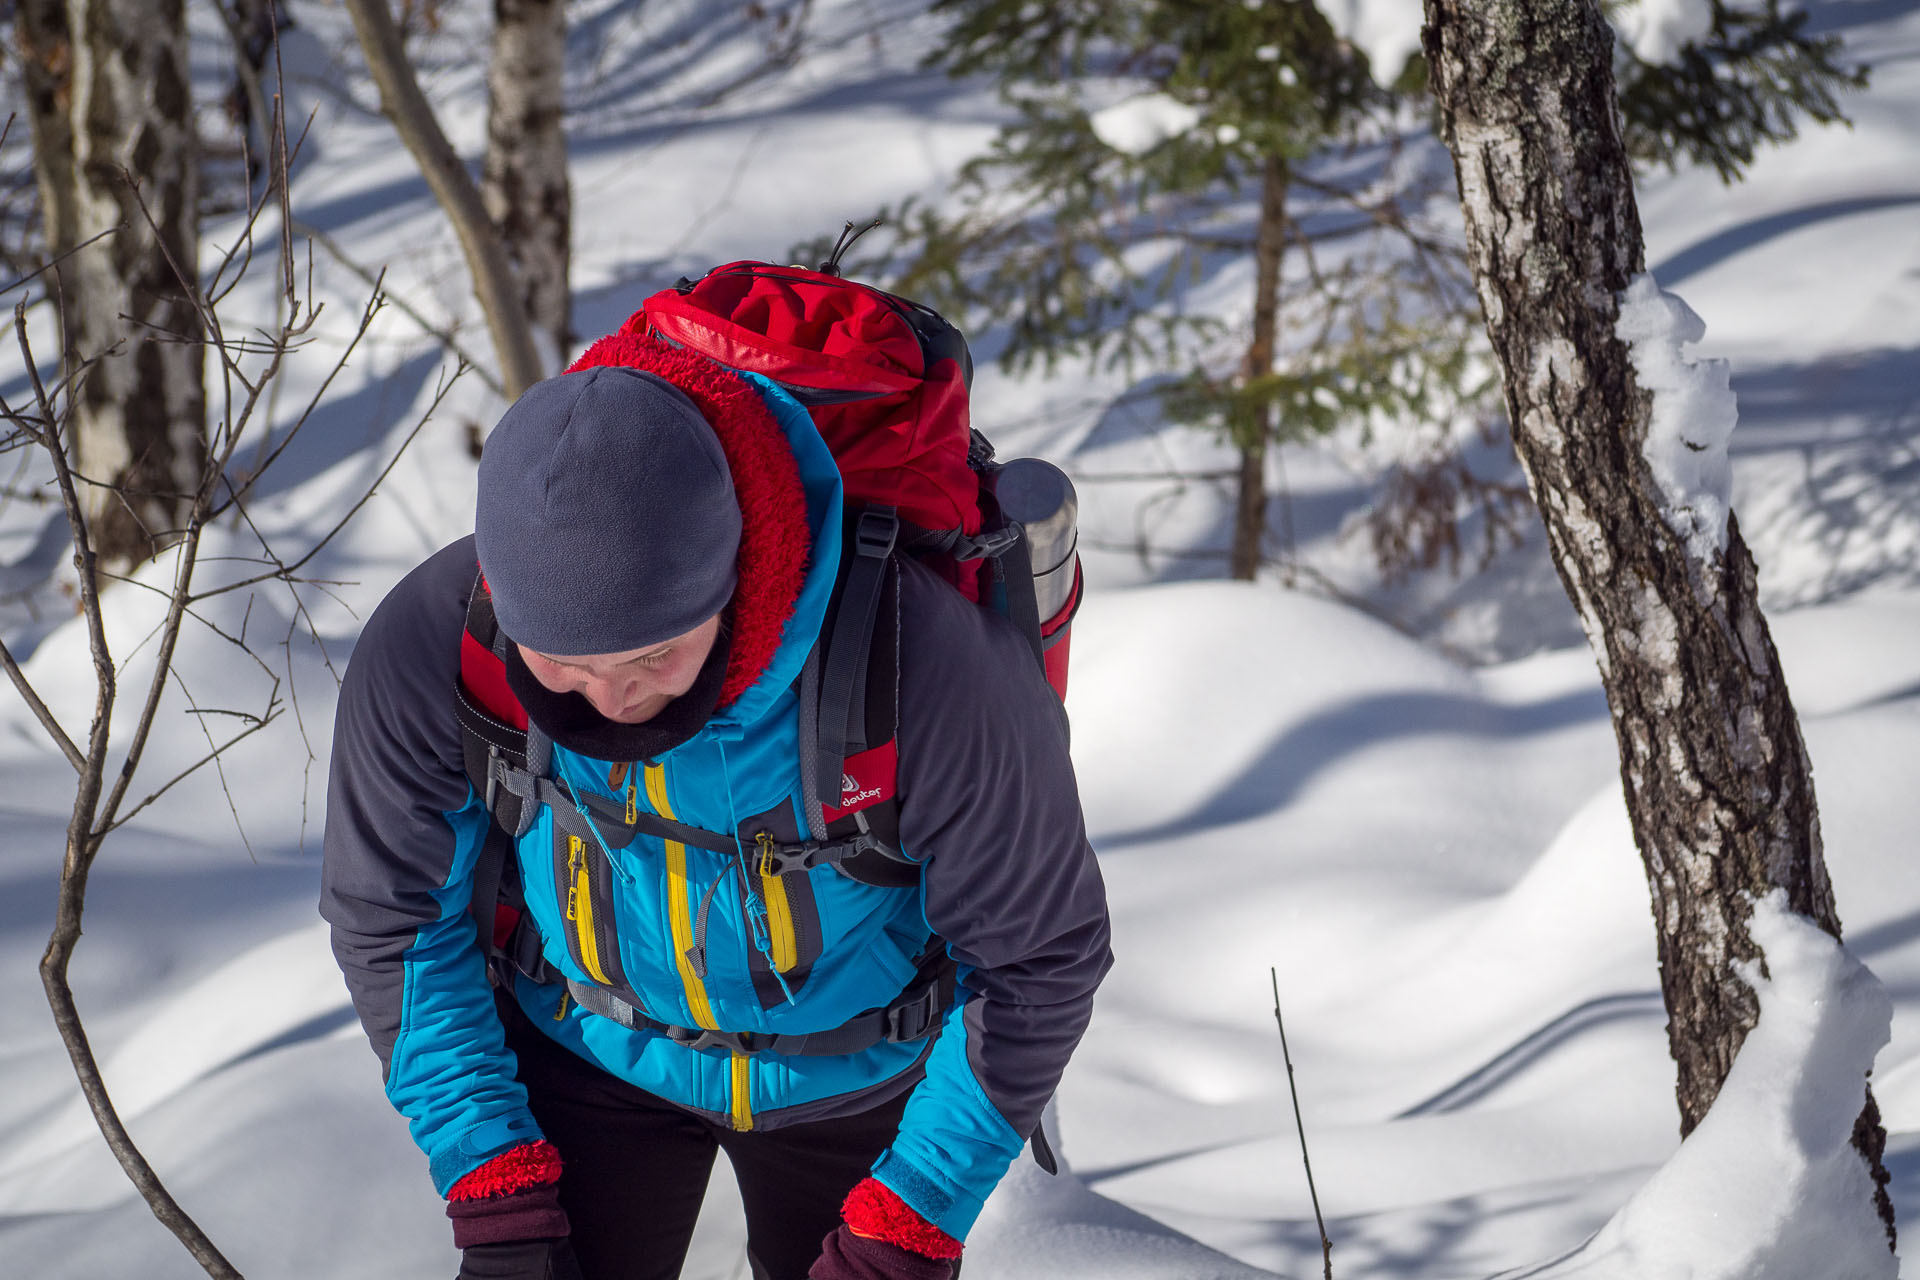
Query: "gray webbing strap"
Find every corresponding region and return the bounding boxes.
[490,760,738,855]
[797,643,829,842]
[816,508,896,802]
[562,966,948,1059]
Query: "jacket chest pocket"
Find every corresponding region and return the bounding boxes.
[736,804,826,1011]
[551,826,632,995]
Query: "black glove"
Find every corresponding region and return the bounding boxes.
[809,1225,956,1280]
[457,1237,585,1280]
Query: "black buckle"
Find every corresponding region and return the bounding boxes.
[666,1025,765,1056]
[882,980,940,1043]
[853,507,899,559]
[951,523,1022,562]
[756,832,885,878]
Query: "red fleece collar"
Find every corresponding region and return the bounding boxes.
[566,334,811,709]
[841,1177,964,1261]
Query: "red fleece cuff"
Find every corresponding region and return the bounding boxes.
[841,1178,963,1261]
[448,1140,564,1201]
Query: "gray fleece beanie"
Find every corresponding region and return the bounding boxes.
[475,366,741,655]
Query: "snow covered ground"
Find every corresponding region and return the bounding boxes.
[2,1,1919,1276]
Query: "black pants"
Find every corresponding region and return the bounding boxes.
[504,1002,915,1280]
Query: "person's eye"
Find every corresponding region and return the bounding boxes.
[629,650,672,668]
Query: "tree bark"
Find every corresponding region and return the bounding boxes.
[343,0,546,399]
[483,0,571,364]
[18,0,207,569]
[70,0,206,567]
[1423,0,1892,1241]
[15,0,79,283]
[1230,152,1288,581]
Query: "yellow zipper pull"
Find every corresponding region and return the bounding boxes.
[626,779,638,826]
[756,831,777,880]
[553,990,571,1021]
[566,835,583,921]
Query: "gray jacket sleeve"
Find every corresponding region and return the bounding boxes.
[321,537,538,1200]
[321,537,483,1070]
[893,557,1113,1140]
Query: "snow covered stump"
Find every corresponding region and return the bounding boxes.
[1517,894,1896,1280]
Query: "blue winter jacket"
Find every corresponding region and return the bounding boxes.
[320,377,1111,1240]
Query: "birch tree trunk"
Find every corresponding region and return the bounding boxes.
[1229,153,1288,581]
[483,0,571,364]
[343,0,546,399]
[1422,0,1893,1242]
[15,0,78,289]
[18,0,206,568]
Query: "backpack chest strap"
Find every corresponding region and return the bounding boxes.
[560,950,954,1058]
[483,749,914,885]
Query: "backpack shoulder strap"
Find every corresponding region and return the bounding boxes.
[454,573,542,835]
[455,572,531,955]
[800,510,917,889]
[812,507,897,805]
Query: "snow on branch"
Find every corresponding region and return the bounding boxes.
[1321,0,1425,83]
[1089,94,1204,157]
[1614,273,1737,564]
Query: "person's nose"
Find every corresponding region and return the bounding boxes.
[585,674,632,716]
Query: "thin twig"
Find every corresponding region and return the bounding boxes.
[17,309,245,1277]
[1071,467,1240,483]
[290,219,505,398]
[198,360,459,597]
[1272,968,1332,1280]
[0,633,84,771]
[213,283,386,518]
[99,699,280,837]
[0,227,119,302]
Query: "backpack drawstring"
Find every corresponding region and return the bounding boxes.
[818,217,884,278]
[743,835,798,1007]
[719,743,798,1007]
[556,772,632,885]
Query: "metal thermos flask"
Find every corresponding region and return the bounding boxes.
[993,457,1079,623]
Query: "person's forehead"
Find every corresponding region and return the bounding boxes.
[532,642,663,668]
[527,613,718,667]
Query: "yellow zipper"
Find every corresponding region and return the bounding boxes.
[566,835,611,985]
[755,834,799,973]
[730,1053,754,1131]
[650,764,719,1031]
[647,763,751,1130]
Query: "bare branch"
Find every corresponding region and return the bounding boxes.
[36,974,243,1278]
[17,318,243,1273]
[339,0,544,395]
[0,633,84,771]
[291,220,505,398]
[1071,467,1239,483]
[0,226,119,302]
[13,307,116,769]
[199,358,458,597]
[212,281,385,518]
[97,699,280,837]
